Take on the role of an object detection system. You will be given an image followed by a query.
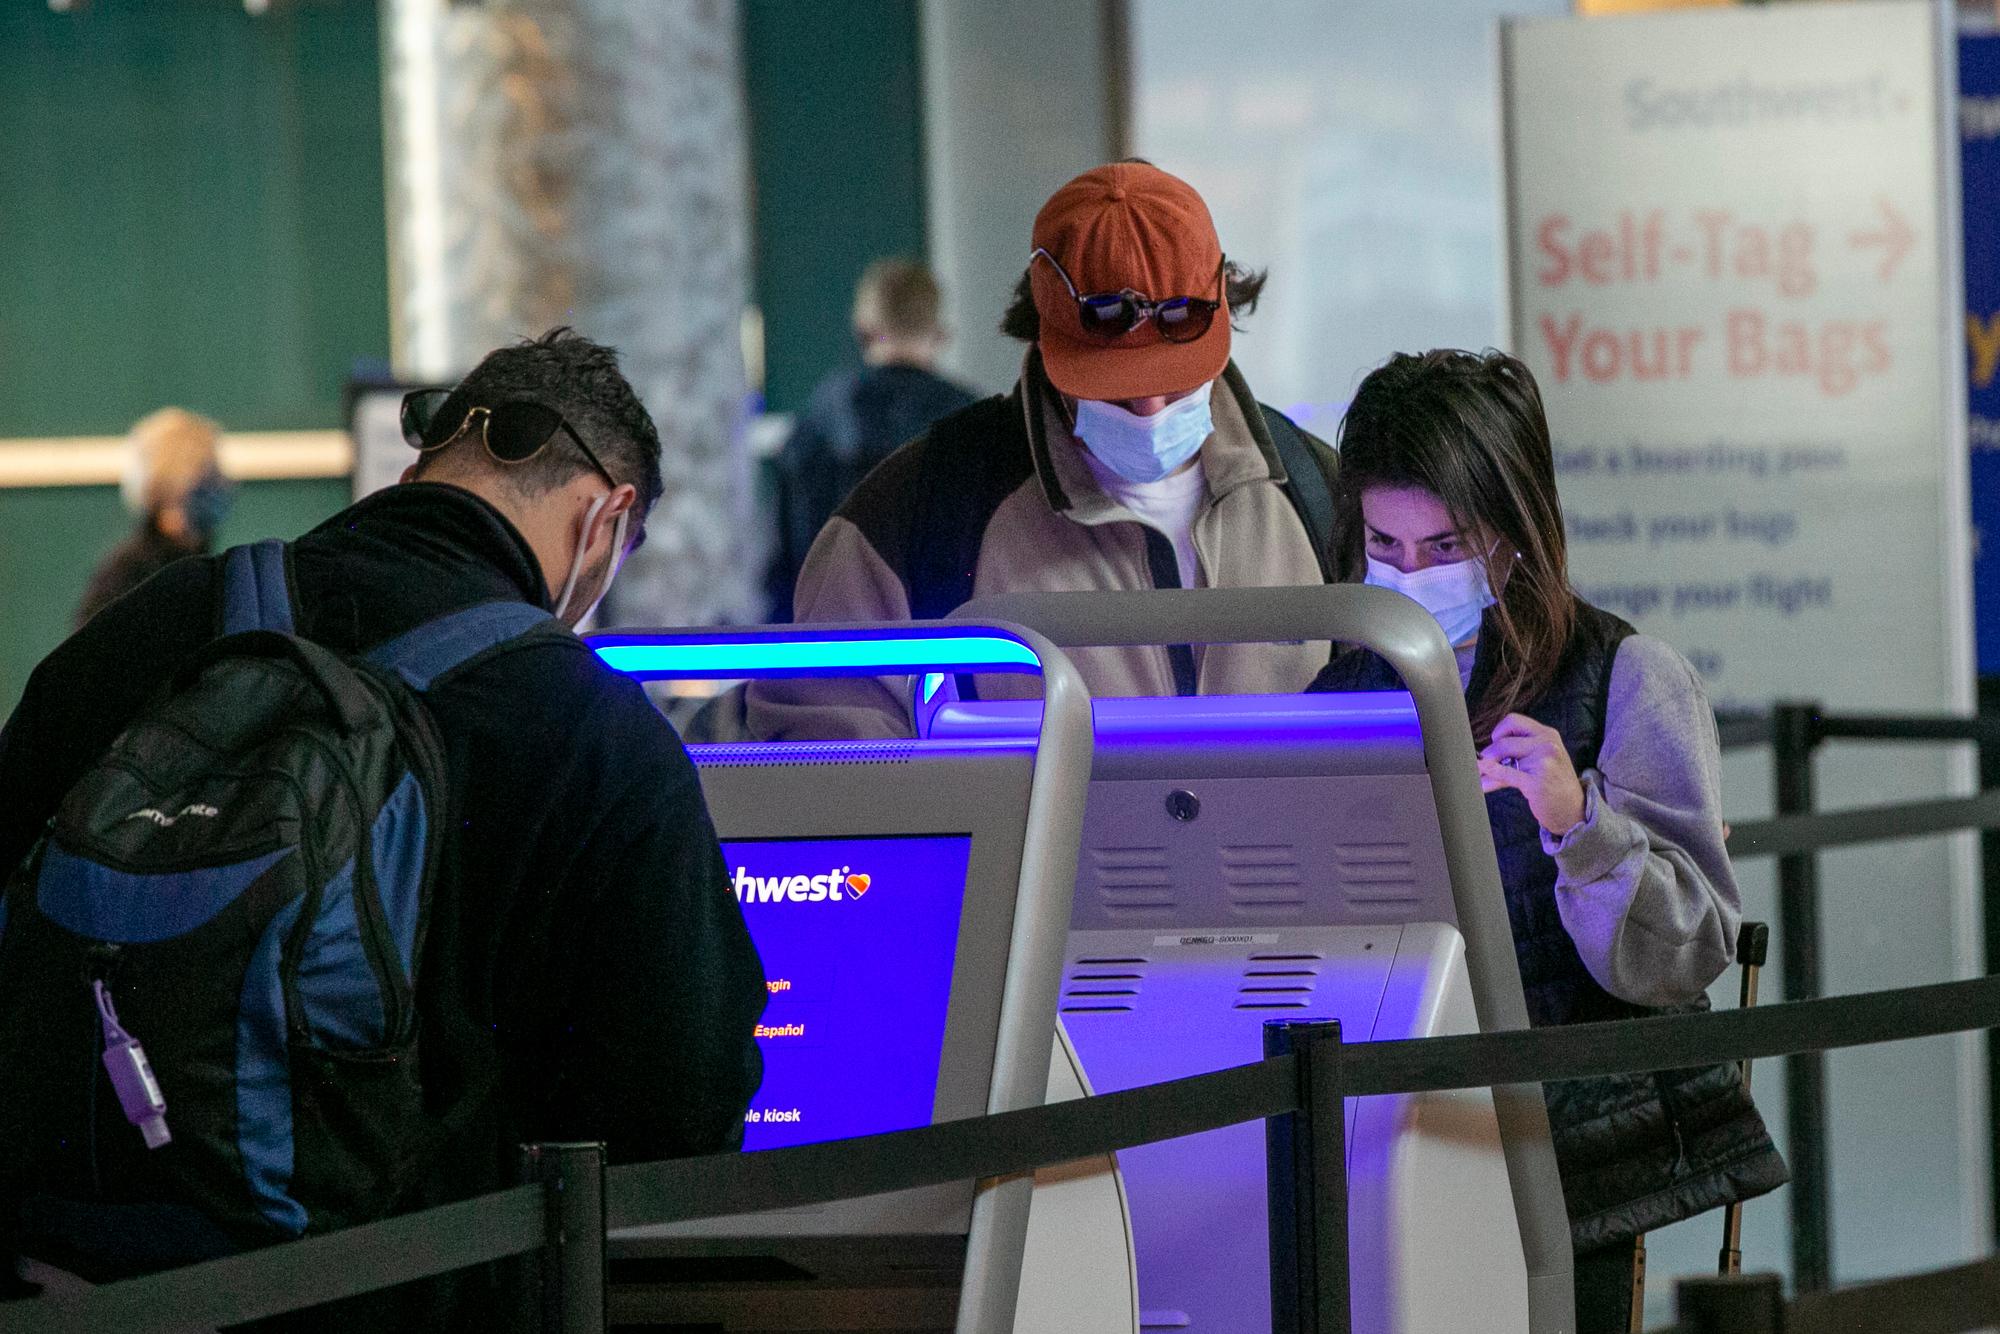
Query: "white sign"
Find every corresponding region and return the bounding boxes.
[349,389,413,502]
[1503,0,1977,1292]
[1505,1,1965,714]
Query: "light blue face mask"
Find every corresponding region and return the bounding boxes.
[182,474,235,539]
[1072,382,1215,484]
[1364,552,1497,646]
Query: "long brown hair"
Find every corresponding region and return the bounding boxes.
[1332,349,1576,739]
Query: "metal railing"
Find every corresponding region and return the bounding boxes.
[1718,700,2000,1295]
[12,967,2000,1333]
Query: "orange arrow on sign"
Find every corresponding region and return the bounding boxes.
[1848,196,1915,282]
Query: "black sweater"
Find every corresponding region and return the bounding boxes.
[1,484,765,1316]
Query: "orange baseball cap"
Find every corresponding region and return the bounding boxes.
[1030,162,1230,402]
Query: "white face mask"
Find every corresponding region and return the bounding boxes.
[1364,552,1496,646]
[552,492,630,626]
[1072,382,1215,484]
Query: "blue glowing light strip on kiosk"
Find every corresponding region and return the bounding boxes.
[590,631,1041,680]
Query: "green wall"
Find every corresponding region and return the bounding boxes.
[742,0,928,413]
[0,0,388,718]
[0,481,355,716]
[0,0,389,436]
[0,0,939,714]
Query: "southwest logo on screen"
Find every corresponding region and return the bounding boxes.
[733,865,872,904]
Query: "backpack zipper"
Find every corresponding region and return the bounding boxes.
[293,731,415,1046]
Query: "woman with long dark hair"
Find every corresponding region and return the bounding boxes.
[1311,349,1786,1331]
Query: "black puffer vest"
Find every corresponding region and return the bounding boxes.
[1311,601,1787,1250]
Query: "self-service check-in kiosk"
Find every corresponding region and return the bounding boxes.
[588,623,1102,1334]
[946,588,1575,1334]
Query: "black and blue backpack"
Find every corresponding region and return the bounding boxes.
[0,540,559,1271]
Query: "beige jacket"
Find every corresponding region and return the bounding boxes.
[746,350,1334,740]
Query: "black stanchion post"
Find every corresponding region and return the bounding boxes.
[520,1141,607,1334]
[1772,700,1831,1294]
[1979,677,2000,1246]
[1264,1019,1349,1334]
[1674,1273,1785,1334]
[1720,921,1770,1278]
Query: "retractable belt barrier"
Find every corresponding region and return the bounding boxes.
[13,969,2000,1334]
[1727,788,2000,859]
[1713,701,2000,1296]
[12,700,2000,1334]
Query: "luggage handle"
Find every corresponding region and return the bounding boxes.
[173,630,376,735]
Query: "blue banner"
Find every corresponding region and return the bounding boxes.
[1963,33,2000,672]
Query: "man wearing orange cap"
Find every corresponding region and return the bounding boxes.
[747,161,1335,739]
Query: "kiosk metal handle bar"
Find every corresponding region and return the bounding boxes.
[955,584,1577,1334]
[588,619,1093,1334]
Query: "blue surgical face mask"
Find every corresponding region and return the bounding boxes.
[182,475,235,539]
[1072,382,1215,484]
[1364,552,1497,646]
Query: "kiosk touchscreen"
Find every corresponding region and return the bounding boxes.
[609,739,1041,1330]
[722,833,973,1151]
[591,623,1093,1334]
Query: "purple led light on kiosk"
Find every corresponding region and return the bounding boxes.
[926,693,1424,748]
[589,630,1042,680]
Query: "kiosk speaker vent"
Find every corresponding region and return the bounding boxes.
[1331,839,1420,905]
[1061,958,1147,1013]
[1220,843,1305,909]
[1237,960,1316,1007]
[1087,846,1178,915]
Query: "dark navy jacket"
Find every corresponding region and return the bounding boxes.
[0,483,766,1326]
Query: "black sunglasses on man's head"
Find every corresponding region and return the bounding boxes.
[399,389,619,492]
[1030,248,1226,344]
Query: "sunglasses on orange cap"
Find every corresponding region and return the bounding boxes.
[1031,248,1225,345]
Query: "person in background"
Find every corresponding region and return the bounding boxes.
[75,408,235,626]
[764,257,976,621]
[1309,349,1786,1333]
[748,161,1336,740]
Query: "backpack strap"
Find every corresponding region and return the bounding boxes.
[905,392,1034,622]
[1259,405,1337,582]
[365,601,562,692]
[220,540,297,635]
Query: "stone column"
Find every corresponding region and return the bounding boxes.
[381,0,756,626]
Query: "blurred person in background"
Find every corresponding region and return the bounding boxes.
[747,161,1337,740]
[763,257,976,621]
[75,408,235,626]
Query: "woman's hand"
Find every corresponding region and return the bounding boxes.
[1478,713,1587,837]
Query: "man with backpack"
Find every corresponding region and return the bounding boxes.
[0,329,765,1325]
[746,161,1337,740]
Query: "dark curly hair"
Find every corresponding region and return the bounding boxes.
[412,327,664,512]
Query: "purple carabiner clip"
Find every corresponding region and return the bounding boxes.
[93,979,171,1150]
